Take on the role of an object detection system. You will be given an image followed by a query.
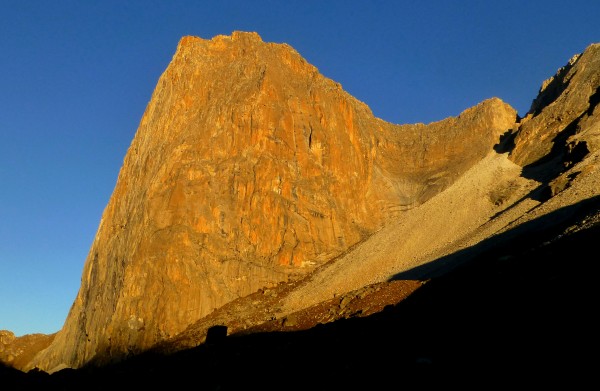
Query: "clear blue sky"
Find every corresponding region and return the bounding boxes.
[1,0,598,337]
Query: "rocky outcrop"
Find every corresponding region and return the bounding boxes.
[0,331,55,370]
[24,31,517,372]
[510,43,600,171]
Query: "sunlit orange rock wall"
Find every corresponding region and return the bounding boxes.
[27,32,517,371]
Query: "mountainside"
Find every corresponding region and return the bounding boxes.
[2,33,599,387]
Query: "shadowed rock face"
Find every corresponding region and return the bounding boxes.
[25,31,516,371]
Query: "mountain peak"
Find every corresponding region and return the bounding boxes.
[174,31,267,62]
[17,33,548,372]
[177,31,264,49]
[231,30,263,41]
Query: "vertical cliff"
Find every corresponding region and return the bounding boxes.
[26,31,517,371]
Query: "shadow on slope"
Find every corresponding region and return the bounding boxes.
[392,194,600,280]
[5,198,598,390]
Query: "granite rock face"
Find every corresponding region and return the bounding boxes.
[25,32,517,371]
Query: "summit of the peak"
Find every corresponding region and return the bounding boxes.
[231,31,263,41]
[176,32,263,49]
